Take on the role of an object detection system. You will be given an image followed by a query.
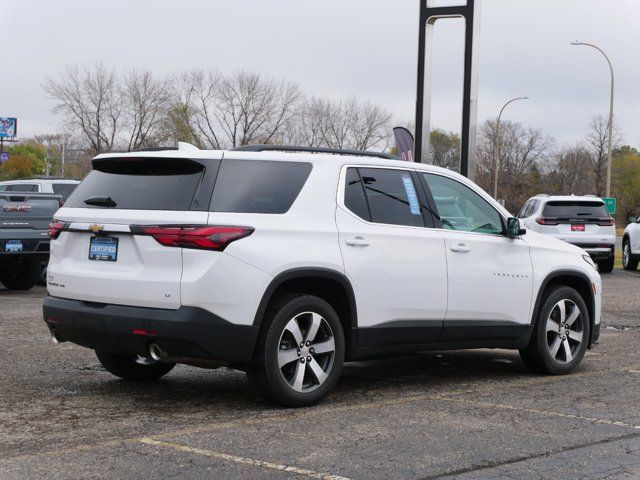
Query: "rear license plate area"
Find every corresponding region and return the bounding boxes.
[571,224,585,232]
[4,240,23,252]
[89,236,118,261]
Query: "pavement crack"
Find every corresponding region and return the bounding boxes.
[420,431,640,480]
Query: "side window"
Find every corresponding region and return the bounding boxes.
[517,200,531,219]
[424,173,504,235]
[210,160,312,214]
[358,168,424,227]
[344,168,371,221]
[7,184,38,192]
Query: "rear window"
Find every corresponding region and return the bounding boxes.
[210,160,311,214]
[65,158,211,211]
[7,184,38,192]
[543,201,609,218]
[52,183,78,201]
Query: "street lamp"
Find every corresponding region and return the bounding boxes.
[571,41,614,197]
[494,96,529,199]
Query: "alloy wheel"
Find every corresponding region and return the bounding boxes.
[623,243,630,268]
[277,311,336,393]
[545,299,584,364]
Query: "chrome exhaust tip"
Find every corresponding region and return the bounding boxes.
[51,332,60,345]
[149,343,167,362]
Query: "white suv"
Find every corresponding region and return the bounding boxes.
[43,145,602,406]
[518,195,616,273]
[622,219,640,271]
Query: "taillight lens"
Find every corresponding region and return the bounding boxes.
[48,220,67,239]
[597,218,615,226]
[535,217,558,226]
[131,225,254,251]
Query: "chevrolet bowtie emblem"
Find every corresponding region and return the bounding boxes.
[88,224,104,233]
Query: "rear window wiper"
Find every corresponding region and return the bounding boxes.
[84,196,117,208]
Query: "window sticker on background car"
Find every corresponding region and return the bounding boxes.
[401,174,421,215]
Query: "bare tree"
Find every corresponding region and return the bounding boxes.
[285,97,391,151]
[44,64,123,154]
[585,114,622,196]
[546,145,595,195]
[160,72,203,148]
[187,71,303,148]
[475,119,554,212]
[429,130,460,170]
[121,70,169,151]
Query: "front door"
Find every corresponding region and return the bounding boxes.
[422,172,533,343]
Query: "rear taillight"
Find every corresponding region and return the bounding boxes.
[131,225,254,251]
[597,218,615,226]
[48,220,67,239]
[536,217,559,226]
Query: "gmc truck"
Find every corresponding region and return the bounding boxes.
[0,192,61,290]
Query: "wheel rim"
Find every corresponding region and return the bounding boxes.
[623,243,630,267]
[545,299,584,364]
[277,311,336,393]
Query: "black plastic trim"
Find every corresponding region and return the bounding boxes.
[253,268,357,328]
[43,296,258,363]
[530,269,597,347]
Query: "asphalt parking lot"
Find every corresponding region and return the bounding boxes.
[1,271,640,480]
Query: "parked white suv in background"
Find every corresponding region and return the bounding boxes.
[43,145,601,406]
[622,219,640,270]
[518,195,616,273]
[0,178,80,202]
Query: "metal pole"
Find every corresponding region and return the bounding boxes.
[571,41,614,197]
[61,140,66,177]
[493,96,529,199]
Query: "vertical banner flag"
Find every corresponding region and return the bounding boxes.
[393,126,415,162]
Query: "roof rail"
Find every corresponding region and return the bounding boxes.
[133,146,179,152]
[233,144,399,160]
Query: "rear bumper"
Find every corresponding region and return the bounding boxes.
[567,244,615,260]
[43,296,259,363]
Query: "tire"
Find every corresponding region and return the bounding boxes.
[520,285,590,375]
[598,255,614,274]
[95,350,175,381]
[623,239,638,271]
[0,261,41,291]
[247,295,345,407]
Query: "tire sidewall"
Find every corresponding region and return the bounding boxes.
[263,296,345,407]
[536,286,590,374]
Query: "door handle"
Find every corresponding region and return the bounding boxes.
[345,236,370,247]
[450,243,471,253]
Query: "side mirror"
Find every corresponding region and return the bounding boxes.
[507,217,526,238]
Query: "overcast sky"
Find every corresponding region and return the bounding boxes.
[3,0,640,148]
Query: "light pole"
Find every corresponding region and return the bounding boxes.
[494,96,529,199]
[571,41,614,197]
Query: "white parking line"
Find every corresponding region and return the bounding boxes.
[138,438,351,480]
[435,397,640,430]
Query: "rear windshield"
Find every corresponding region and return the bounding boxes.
[210,160,312,214]
[52,183,78,201]
[65,158,208,211]
[543,201,609,218]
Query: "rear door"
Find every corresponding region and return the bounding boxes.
[48,154,220,309]
[336,166,447,346]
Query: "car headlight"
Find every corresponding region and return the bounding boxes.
[582,254,597,271]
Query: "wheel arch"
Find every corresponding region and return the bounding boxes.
[532,270,596,347]
[253,268,358,358]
